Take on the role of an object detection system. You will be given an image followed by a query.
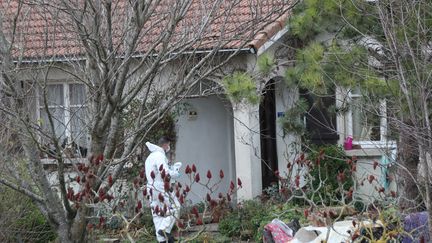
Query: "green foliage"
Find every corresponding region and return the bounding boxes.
[307,145,353,206]
[218,200,306,242]
[285,42,328,94]
[257,53,275,76]
[223,72,260,104]
[286,0,386,95]
[253,203,307,242]
[0,186,56,242]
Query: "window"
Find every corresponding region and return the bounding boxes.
[345,87,389,146]
[39,83,88,156]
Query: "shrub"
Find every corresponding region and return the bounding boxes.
[307,145,353,205]
[0,186,56,242]
[218,200,306,241]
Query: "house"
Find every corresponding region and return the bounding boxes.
[1,0,396,204]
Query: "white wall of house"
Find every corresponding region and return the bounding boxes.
[232,102,262,200]
[174,95,236,203]
[274,79,300,177]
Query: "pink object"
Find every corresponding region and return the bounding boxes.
[263,219,294,243]
[344,136,353,150]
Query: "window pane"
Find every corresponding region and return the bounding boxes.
[69,84,86,105]
[40,84,64,106]
[70,107,88,149]
[40,107,66,142]
[352,97,380,141]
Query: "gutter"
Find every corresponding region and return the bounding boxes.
[14,47,255,64]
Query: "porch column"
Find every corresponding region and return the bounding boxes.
[233,103,262,200]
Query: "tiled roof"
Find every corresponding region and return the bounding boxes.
[1,0,292,61]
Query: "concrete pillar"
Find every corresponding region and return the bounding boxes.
[274,82,300,177]
[232,103,262,200]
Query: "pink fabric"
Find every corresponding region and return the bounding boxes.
[264,222,294,243]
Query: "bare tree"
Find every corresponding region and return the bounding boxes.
[0,0,294,241]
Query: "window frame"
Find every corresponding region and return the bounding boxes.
[338,87,395,149]
[37,81,88,148]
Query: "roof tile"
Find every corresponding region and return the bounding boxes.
[1,0,292,60]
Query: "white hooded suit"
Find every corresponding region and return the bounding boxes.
[144,142,181,242]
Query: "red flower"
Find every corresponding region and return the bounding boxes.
[275,170,280,178]
[295,175,300,187]
[159,164,164,171]
[206,193,211,202]
[158,193,164,202]
[196,218,203,225]
[140,168,145,178]
[143,188,147,197]
[77,163,84,171]
[207,170,212,179]
[175,190,180,198]
[227,193,232,201]
[185,165,192,174]
[304,209,309,218]
[192,164,197,173]
[329,210,336,218]
[179,195,185,204]
[149,188,153,196]
[300,153,305,161]
[373,161,379,170]
[150,171,156,180]
[67,187,74,200]
[346,187,353,199]
[161,169,166,179]
[99,216,105,225]
[194,173,200,183]
[237,178,242,188]
[219,170,224,179]
[191,206,199,218]
[391,191,397,198]
[108,174,113,186]
[287,163,292,170]
[164,181,170,191]
[133,178,139,187]
[218,192,223,199]
[368,175,375,184]
[210,200,217,209]
[352,232,360,241]
[76,175,81,183]
[185,185,190,193]
[337,171,345,182]
[230,181,235,191]
[351,164,357,172]
[137,200,142,210]
[378,187,385,193]
[177,220,185,229]
[95,154,104,165]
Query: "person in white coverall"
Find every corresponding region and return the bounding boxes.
[145,137,182,243]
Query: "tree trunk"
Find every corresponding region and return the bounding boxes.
[397,127,421,211]
[70,206,90,243]
[57,222,74,243]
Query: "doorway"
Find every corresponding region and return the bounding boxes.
[259,80,278,191]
